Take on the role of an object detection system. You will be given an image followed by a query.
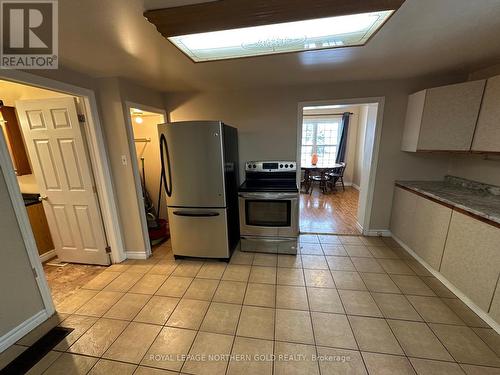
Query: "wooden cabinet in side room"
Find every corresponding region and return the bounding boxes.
[471,74,500,152]
[401,80,485,152]
[26,203,54,256]
[412,195,452,270]
[0,106,32,175]
[390,186,417,249]
[440,211,500,311]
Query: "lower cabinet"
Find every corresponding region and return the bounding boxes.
[26,202,54,256]
[390,187,417,249]
[440,211,500,312]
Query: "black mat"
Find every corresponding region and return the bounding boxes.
[0,327,73,374]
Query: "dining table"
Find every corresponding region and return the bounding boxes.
[301,163,344,193]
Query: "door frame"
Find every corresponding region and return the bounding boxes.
[296,97,385,235]
[0,70,126,265]
[124,101,167,257]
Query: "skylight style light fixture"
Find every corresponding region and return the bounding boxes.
[168,11,393,62]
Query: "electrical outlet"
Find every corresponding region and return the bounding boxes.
[121,155,127,166]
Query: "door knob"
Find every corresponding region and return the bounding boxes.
[38,195,48,201]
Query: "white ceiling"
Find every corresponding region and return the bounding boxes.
[58,0,500,92]
[0,80,70,107]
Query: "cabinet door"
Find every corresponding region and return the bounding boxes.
[440,211,500,311]
[417,80,485,151]
[0,106,32,175]
[471,75,500,152]
[413,196,452,270]
[390,187,417,249]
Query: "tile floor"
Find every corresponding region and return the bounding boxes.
[2,236,500,374]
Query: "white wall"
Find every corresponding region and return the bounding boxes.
[353,106,369,188]
[166,75,463,231]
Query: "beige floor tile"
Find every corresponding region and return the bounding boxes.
[390,275,436,296]
[213,281,247,304]
[326,256,356,271]
[249,266,277,284]
[307,287,344,314]
[200,302,241,335]
[299,234,320,243]
[321,244,348,256]
[87,359,137,374]
[222,264,251,282]
[275,308,314,344]
[55,315,98,350]
[141,326,197,371]
[367,246,401,259]
[303,269,336,288]
[197,262,227,279]
[230,251,254,265]
[253,253,278,266]
[67,318,128,357]
[171,261,203,277]
[134,296,180,325]
[443,299,490,328]
[277,254,303,268]
[360,237,386,246]
[104,293,150,320]
[129,274,168,295]
[388,320,453,361]
[182,331,234,375]
[340,236,364,245]
[276,285,309,310]
[319,234,342,244]
[344,245,373,258]
[473,328,500,357]
[274,341,320,375]
[166,298,210,330]
[55,289,99,314]
[460,364,500,374]
[25,351,62,375]
[105,263,131,273]
[351,257,384,273]
[135,366,179,374]
[405,260,433,277]
[237,305,275,340]
[362,352,415,375]
[227,337,273,375]
[244,283,275,308]
[127,264,155,274]
[301,255,329,269]
[312,312,357,349]
[332,271,367,291]
[183,278,219,301]
[277,267,305,286]
[0,345,26,370]
[339,290,383,317]
[299,243,324,255]
[82,271,121,290]
[430,324,500,367]
[407,296,464,325]
[44,353,98,375]
[371,293,422,321]
[360,273,401,293]
[155,276,193,297]
[103,322,161,363]
[421,277,457,298]
[409,358,465,375]
[378,259,415,275]
[75,290,124,317]
[147,263,177,277]
[349,316,403,355]
[316,347,367,375]
[103,272,143,292]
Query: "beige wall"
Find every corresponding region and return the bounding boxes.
[447,154,500,186]
[166,75,463,230]
[353,105,369,188]
[0,169,44,337]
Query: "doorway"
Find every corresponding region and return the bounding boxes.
[297,99,383,236]
[125,103,167,256]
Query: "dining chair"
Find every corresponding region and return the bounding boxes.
[300,169,312,193]
[310,170,331,194]
[328,163,346,191]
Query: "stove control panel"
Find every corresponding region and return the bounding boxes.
[245,161,297,172]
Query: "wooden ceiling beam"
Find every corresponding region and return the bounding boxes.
[144,0,405,37]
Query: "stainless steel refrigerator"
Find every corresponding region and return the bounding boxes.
[158,121,240,259]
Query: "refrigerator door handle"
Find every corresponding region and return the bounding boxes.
[172,210,220,217]
[160,133,173,197]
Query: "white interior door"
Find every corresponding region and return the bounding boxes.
[16,97,110,265]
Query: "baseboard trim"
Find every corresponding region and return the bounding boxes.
[351,183,360,191]
[126,251,148,260]
[0,309,49,353]
[355,221,364,233]
[39,249,56,263]
[392,235,500,334]
[363,229,392,237]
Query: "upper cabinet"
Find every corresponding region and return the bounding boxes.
[401,80,486,152]
[0,106,32,175]
[472,75,500,152]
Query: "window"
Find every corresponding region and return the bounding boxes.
[301,117,342,167]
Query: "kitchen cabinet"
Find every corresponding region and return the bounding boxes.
[412,195,452,270]
[0,106,32,175]
[390,186,417,249]
[26,202,54,256]
[440,211,500,311]
[471,75,500,152]
[401,80,485,152]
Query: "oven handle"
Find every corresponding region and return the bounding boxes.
[238,192,298,200]
[172,211,220,217]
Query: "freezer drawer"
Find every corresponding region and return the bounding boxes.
[168,207,230,258]
[240,236,298,255]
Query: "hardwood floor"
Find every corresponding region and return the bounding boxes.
[300,186,361,235]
